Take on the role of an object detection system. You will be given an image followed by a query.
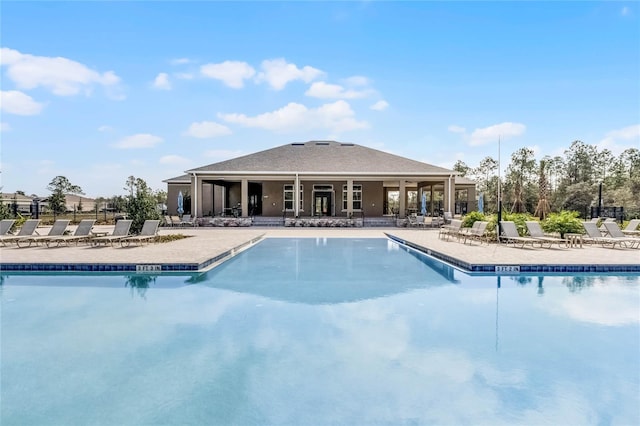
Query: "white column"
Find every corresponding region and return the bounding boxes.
[241,179,248,217]
[399,180,406,218]
[346,179,353,217]
[294,173,300,217]
[191,174,200,217]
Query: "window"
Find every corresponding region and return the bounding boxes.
[283,184,303,211]
[342,184,362,210]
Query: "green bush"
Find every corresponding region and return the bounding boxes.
[462,211,486,228]
[502,212,535,236]
[542,211,584,238]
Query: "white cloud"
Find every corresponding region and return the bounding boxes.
[112,133,163,149]
[0,90,45,115]
[305,81,372,99]
[370,100,389,111]
[448,125,466,134]
[0,47,122,97]
[469,122,526,146]
[159,155,190,166]
[152,73,171,90]
[200,61,255,88]
[597,124,640,155]
[171,58,191,65]
[219,100,369,133]
[185,121,232,139]
[97,125,113,132]
[175,72,194,80]
[256,58,324,90]
[344,75,370,87]
[1,122,10,132]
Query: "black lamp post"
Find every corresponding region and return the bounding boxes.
[597,181,603,218]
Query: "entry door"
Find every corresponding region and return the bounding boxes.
[314,192,331,216]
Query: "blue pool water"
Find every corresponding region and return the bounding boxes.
[1,238,639,425]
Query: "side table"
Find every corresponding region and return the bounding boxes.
[565,233,583,248]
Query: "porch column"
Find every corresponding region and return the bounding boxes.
[399,180,406,218]
[294,173,300,217]
[191,174,202,217]
[346,179,353,217]
[467,186,476,212]
[443,175,454,214]
[241,179,248,217]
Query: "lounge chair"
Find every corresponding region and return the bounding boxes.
[16,219,70,248]
[45,219,96,247]
[0,219,16,236]
[120,220,160,247]
[443,211,453,225]
[91,220,133,247]
[581,222,626,248]
[0,219,41,246]
[525,221,567,248]
[180,214,196,227]
[459,221,489,244]
[499,221,542,248]
[602,222,640,249]
[438,219,463,241]
[621,219,640,237]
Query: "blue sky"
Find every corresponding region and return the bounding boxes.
[1,1,638,198]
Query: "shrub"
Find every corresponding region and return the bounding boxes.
[542,211,584,238]
[462,211,486,228]
[502,212,535,236]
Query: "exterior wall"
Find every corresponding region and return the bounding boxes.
[167,184,190,215]
[261,181,287,216]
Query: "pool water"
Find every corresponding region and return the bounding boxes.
[2,238,639,425]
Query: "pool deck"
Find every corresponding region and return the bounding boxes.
[1,225,638,273]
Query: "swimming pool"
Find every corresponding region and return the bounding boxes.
[2,238,639,425]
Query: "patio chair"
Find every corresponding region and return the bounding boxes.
[163,215,174,227]
[120,220,161,247]
[443,211,453,225]
[602,222,640,249]
[180,214,196,227]
[581,222,626,248]
[459,221,489,244]
[0,219,16,236]
[0,219,41,246]
[438,219,463,241]
[621,219,640,237]
[525,221,567,248]
[45,219,96,247]
[16,219,70,248]
[499,221,542,248]
[91,220,133,247]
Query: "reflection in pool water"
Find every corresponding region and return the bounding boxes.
[1,238,639,425]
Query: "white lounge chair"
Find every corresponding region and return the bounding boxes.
[525,221,566,248]
[621,219,640,237]
[499,221,542,248]
[0,219,16,236]
[16,219,70,248]
[45,219,96,247]
[459,221,489,244]
[91,220,133,246]
[582,222,626,248]
[120,220,160,247]
[0,219,41,246]
[602,222,640,249]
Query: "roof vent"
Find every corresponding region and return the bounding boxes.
[315,142,330,146]
[340,143,354,147]
[291,143,305,146]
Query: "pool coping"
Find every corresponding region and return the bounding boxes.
[385,233,640,274]
[0,235,265,273]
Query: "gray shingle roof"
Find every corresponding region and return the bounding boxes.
[186,141,455,175]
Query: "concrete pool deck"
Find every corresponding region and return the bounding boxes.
[1,225,638,273]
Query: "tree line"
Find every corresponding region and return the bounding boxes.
[1,175,167,234]
[453,140,640,219]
